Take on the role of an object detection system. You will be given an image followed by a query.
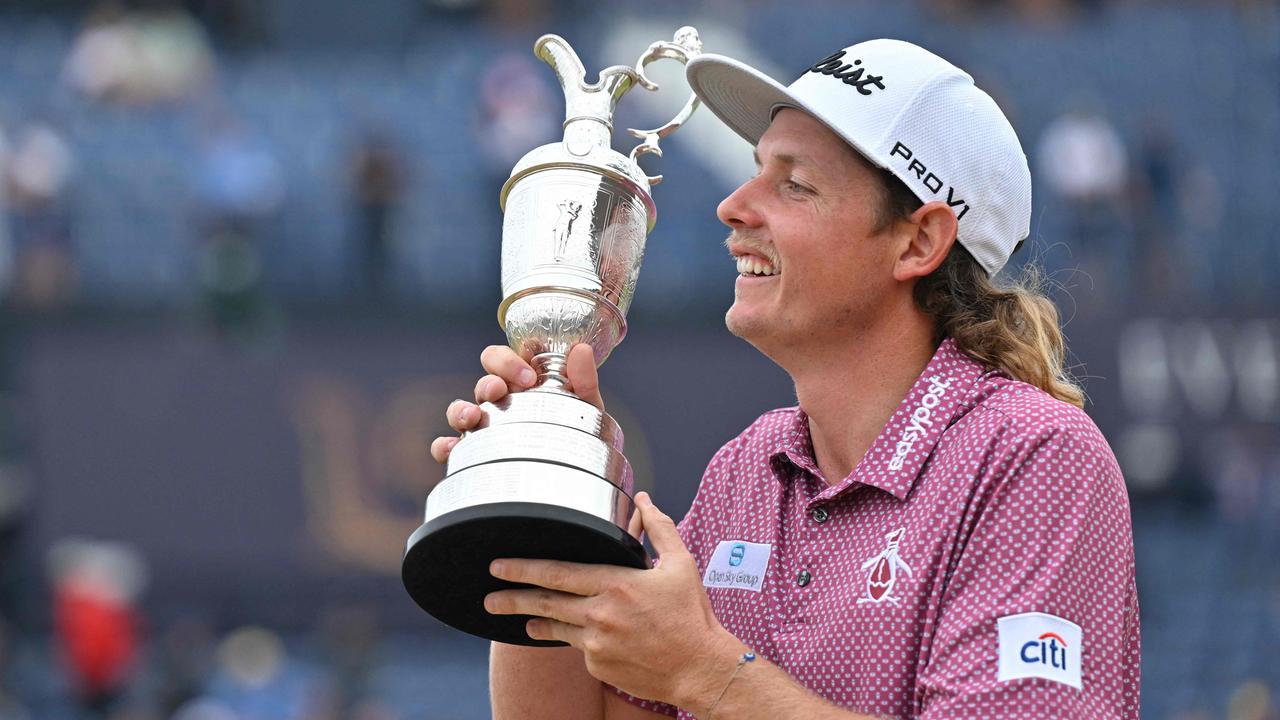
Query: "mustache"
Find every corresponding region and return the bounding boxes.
[724,232,780,267]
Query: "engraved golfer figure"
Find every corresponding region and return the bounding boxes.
[552,199,582,261]
[858,528,912,605]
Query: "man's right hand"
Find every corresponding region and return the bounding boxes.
[430,343,604,465]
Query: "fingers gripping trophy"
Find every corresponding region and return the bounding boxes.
[402,28,703,646]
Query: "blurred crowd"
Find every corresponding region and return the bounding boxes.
[0,0,1270,319]
[0,0,1275,718]
[2,540,425,719]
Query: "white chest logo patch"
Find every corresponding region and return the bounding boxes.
[997,612,1084,689]
[703,540,771,592]
[858,528,912,605]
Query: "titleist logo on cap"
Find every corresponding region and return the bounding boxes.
[805,50,886,95]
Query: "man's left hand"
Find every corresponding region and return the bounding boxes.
[485,491,736,706]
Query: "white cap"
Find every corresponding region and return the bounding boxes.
[686,39,1031,276]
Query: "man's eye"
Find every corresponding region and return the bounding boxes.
[786,179,811,194]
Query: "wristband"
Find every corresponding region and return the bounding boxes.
[706,650,756,719]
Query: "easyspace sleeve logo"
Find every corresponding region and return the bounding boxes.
[997,612,1084,689]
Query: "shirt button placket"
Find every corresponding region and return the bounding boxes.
[810,506,830,524]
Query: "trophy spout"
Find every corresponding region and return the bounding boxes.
[534,34,589,111]
[535,34,644,156]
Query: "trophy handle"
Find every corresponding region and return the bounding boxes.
[626,26,703,186]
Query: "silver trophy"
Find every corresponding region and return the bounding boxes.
[403,28,702,646]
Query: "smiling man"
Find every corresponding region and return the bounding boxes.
[432,39,1140,719]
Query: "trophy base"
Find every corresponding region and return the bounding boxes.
[402,501,649,647]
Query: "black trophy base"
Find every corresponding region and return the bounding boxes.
[402,501,650,646]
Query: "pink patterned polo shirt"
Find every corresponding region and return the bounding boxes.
[620,338,1140,718]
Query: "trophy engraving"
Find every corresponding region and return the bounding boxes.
[552,199,581,261]
[402,28,702,646]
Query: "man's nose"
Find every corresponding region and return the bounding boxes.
[717,176,764,229]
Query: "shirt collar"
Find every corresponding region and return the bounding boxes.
[768,338,989,502]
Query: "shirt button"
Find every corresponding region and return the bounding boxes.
[810,506,830,524]
[796,570,812,587]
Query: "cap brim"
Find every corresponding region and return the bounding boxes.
[685,54,889,171]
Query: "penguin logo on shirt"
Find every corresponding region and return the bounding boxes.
[857,528,912,605]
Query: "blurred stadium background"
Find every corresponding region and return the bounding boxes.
[0,0,1276,718]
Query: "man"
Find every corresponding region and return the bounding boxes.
[431,38,1140,719]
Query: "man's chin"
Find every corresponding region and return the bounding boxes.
[725,307,764,342]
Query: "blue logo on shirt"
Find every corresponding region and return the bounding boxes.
[729,543,746,567]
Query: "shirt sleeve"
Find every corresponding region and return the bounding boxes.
[916,424,1141,719]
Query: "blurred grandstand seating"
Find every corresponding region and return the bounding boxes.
[0,2,1269,311]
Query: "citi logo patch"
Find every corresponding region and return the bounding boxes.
[997,612,1083,689]
[704,540,771,592]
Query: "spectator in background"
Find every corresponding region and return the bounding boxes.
[1036,99,1130,302]
[1175,162,1223,303]
[154,616,218,718]
[1129,118,1224,307]
[4,120,76,311]
[473,52,558,190]
[47,539,148,716]
[61,1,134,103]
[0,619,31,719]
[191,111,283,338]
[63,0,216,107]
[922,0,1104,26]
[184,0,266,49]
[348,129,407,302]
[0,123,12,300]
[0,463,29,642]
[196,626,320,720]
[1130,117,1183,305]
[316,605,382,717]
[470,46,558,285]
[0,122,27,674]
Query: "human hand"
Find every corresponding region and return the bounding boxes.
[429,343,603,464]
[483,492,738,707]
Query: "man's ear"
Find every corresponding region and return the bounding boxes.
[892,201,958,282]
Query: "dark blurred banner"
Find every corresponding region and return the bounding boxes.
[18,313,1278,629]
[18,316,795,629]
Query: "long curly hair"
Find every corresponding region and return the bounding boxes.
[873,167,1086,409]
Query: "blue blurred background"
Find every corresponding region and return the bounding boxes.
[0,0,1276,718]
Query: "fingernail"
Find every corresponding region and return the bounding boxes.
[635,491,651,506]
[460,407,476,424]
[447,437,459,450]
[490,560,505,576]
[519,368,536,386]
[483,594,496,612]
